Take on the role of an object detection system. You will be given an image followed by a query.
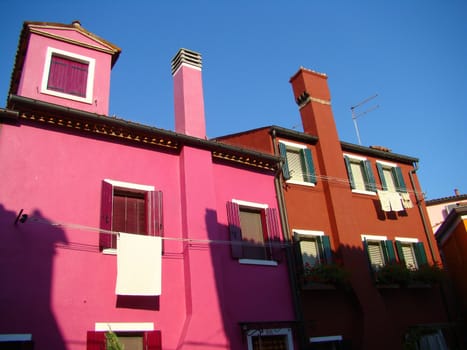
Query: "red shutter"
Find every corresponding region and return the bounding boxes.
[47,55,88,97]
[147,190,164,237]
[86,331,106,350]
[144,331,162,350]
[226,201,243,258]
[265,207,282,261]
[100,181,113,249]
[47,55,68,92]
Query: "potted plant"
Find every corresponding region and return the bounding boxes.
[303,262,351,289]
[106,331,124,350]
[374,262,411,287]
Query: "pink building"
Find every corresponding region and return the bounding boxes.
[0,21,296,350]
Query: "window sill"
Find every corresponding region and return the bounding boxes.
[238,259,278,266]
[285,180,316,187]
[102,248,117,255]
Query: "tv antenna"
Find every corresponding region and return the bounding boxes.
[350,94,379,145]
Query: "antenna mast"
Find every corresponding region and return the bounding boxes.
[350,94,379,145]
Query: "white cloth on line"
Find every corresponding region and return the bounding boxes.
[400,192,413,209]
[116,232,162,296]
[377,190,403,212]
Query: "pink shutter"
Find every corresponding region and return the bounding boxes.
[47,55,68,92]
[100,181,113,249]
[67,59,88,97]
[265,207,282,261]
[86,331,106,350]
[226,201,243,258]
[144,330,162,350]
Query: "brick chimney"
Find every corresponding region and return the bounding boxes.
[171,49,206,138]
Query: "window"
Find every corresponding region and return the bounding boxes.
[0,334,33,350]
[87,323,161,350]
[294,230,332,269]
[226,200,281,264]
[247,328,293,350]
[310,335,344,350]
[395,238,427,270]
[100,179,163,251]
[278,141,316,185]
[362,235,396,271]
[41,47,95,103]
[344,154,376,193]
[376,161,407,193]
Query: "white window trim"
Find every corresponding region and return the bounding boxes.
[376,160,397,168]
[344,153,377,196]
[361,234,388,241]
[294,229,324,237]
[246,328,293,350]
[395,237,419,243]
[232,199,268,209]
[41,46,96,104]
[280,140,315,187]
[310,335,343,343]
[95,322,154,332]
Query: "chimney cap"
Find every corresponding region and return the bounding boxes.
[171,48,202,75]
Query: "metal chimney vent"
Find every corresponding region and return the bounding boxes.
[171,48,202,75]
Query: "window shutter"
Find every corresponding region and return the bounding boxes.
[265,207,282,261]
[344,156,356,189]
[300,238,319,267]
[278,143,291,180]
[302,148,316,184]
[395,240,405,264]
[414,242,428,267]
[86,331,106,350]
[363,160,377,191]
[393,166,407,192]
[147,190,164,237]
[376,163,387,190]
[144,330,162,350]
[365,239,385,270]
[320,235,333,264]
[226,201,243,258]
[100,181,113,250]
[383,240,396,263]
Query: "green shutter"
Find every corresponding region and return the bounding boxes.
[320,235,333,264]
[414,242,428,267]
[383,240,396,263]
[278,143,291,180]
[393,166,407,192]
[363,160,377,192]
[395,240,405,263]
[344,156,356,189]
[377,163,387,190]
[302,148,316,184]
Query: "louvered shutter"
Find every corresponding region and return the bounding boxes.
[363,160,377,191]
[147,190,163,237]
[302,148,316,184]
[300,238,320,267]
[226,201,243,258]
[144,330,162,350]
[376,163,388,190]
[278,143,291,180]
[100,181,113,250]
[320,235,333,264]
[383,240,396,263]
[344,156,356,189]
[86,331,106,350]
[265,207,282,261]
[414,242,428,267]
[393,166,407,192]
[365,239,385,270]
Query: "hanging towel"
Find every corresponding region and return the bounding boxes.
[116,233,162,296]
[377,190,391,212]
[388,191,404,212]
[400,192,413,209]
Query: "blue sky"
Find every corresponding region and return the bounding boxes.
[1,1,466,200]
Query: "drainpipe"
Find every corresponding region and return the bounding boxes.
[271,128,307,350]
[409,162,437,263]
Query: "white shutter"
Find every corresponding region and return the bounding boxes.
[367,241,385,269]
[300,239,320,267]
[286,148,305,182]
[401,243,418,270]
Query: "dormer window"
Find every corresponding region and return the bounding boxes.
[41,47,95,104]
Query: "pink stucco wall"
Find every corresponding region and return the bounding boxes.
[0,121,293,349]
[17,32,112,115]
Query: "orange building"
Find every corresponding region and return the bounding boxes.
[217,68,455,349]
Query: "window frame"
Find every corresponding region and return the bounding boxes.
[41,47,96,104]
[394,237,427,270]
[376,160,407,193]
[227,199,281,266]
[88,323,161,350]
[246,328,293,350]
[279,141,316,186]
[343,154,377,195]
[361,234,396,271]
[100,179,163,254]
[293,230,333,270]
[309,335,344,350]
